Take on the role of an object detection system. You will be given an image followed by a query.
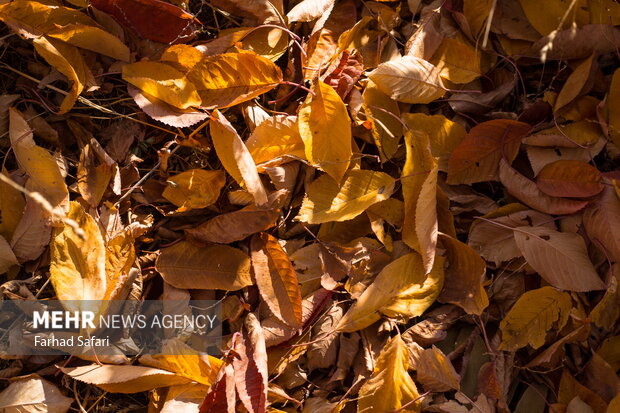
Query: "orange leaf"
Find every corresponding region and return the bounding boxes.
[536,160,603,198]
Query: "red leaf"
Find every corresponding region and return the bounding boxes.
[90,0,200,44]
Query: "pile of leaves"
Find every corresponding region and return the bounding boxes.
[0,0,619,411]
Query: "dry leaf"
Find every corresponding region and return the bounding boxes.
[583,185,620,263]
[156,241,253,290]
[414,345,461,392]
[536,160,603,198]
[234,313,268,413]
[245,115,305,168]
[0,376,72,413]
[163,169,226,211]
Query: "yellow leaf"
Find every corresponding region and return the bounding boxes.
[163,169,226,211]
[46,23,129,61]
[438,234,489,315]
[49,201,107,311]
[402,113,466,172]
[32,36,89,114]
[555,54,595,113]
[156,241,253,291]
[362,79,403,162]
[0,235,18,274]
[296,169,395,224]
[358,335,421,413]
[61,364,192,394]
[139,339,223,387]
[9,108,67,209]
[430,35,482,84]
[250,232,303,328]
[608,393,620,413]
[77,140,115,207]
[414,346,461,391]
[337,252,444,332]
[463,0,494,38]
[499,286,572,351]
[122,61,202,110]
[245,115,305,168]
[0,168,25,241]
[104,230,135,300]
[161,46,282,109]
[210,110,268,206]
[402,130,438,273]
[368,55,445,104]
[608,68,620,148]
[298,81,352,183]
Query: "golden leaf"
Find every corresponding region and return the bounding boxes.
[358,335,421,413]
[298,81,352,183]
[245,115,305,168]
[499,286,572,351]
[296,169,395,224]
[163,169,226,211]
[362,79,403,162]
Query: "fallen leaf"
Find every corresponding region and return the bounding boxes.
[90,0,200,44]
[156,241,253,290]
[447,119,531,185]
[536,160,603,198]
[234,313,268,413]
[437,234,488,315]
[0,235,18,274]
[46,23,129,61]
[583,185,620,263]
[430,34,483,84]
[414,345,461,392]
[251,232,303,328]
[368,55,445,104]
[0,168,25,241]
[499,159,589,215]
[61,364,191,393]
[358,334,421,413]
[608,68,620,148]
[287,0,335,23]
[210,110,268,206]
[513,226,606,291]
[518,0,589,35]
[554,54,596,113]
[362,79,402,161]
[245,115,305,168]
[296,169,395,224]
[0,376,72,413]
[298,81,352,183]
[127,85,209,128]
[337,252,444,332]
[162,169,226,211]
[499,286,572,351]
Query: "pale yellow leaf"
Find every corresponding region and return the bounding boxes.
[298,81,352,183]
[156,241,253,291]
[337,252,444,332]
[49,201,107,310]
[358,335,421,413]
[163,169,226,211]
[402,113,466,171]
[368,55,445,104]
[245,115,305,168]
[513,226,606,292]
[287,0,335,22]
[61,364,191,394]
[210,110,268,206]
[362,79,402,162]
[402,130,438,273]
[296,169,395,224]
[0,377,72,413]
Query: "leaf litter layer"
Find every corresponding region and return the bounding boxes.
[0,0,619,411]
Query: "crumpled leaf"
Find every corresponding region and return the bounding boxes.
[499,286,572,350]
[296,169,395,224]
[156,241,253,290]
[298,81,352,183]
[358,334,421,413]
[368,55,445,104]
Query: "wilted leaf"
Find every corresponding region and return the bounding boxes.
[513,226,606,291]
[358,334,421,413]
[0,376,72,413]
[337,252,444,332]
[251,232,303,328]
[296,169,395,224]
[234,313,268,413]
[414,345,461,391]
[210,110,268,206]
[368,55,445,104]
[536,160,603,198]
[438,234,488,315]
[163,169,226,211]
[499,286,572,351]
[61,364,192,393]
[298,81,352,183]
[447,119,531,185]
[499,159,589,215]
[156,241,253,290]
[402,130,438,273]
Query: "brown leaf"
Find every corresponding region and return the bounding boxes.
[233,313,268,413]
[0,376,72,413]
[536,160,603,198]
